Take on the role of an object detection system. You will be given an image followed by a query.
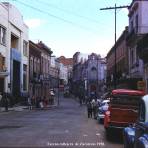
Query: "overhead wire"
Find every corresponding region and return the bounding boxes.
[34,0,101,25]
[6,0,104,35]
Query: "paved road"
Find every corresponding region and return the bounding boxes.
[0,97,123,148]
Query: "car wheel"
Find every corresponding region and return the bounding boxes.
[105,127,112,140]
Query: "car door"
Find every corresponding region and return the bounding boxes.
[134,100,146,147]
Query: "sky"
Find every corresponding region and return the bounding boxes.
[1,0,132,58]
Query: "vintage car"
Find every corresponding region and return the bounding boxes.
[123,94,148,148]
[104,89,145,139]
[97,99,110,123]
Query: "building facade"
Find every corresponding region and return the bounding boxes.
[106,27,129,89]
[127,0,148,89]
[49,56,59,88]
[58,56,73,90]
[137,34,148,93]
[29,41,41,100]
[72,52,106,98]
[37,41,52,100]
[0,2,29,104]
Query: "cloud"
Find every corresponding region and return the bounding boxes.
[25,19,43,29]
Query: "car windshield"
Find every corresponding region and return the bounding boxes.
[111,95,141,106]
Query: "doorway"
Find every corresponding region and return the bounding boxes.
[12,60,20,102]
[0,78,4,93]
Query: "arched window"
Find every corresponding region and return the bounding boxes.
[90,67,97,79]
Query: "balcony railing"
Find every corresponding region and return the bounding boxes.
[126,28,137,42]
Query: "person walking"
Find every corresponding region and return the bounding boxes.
[27,95,32,110]
[3,93,8,112]
[91,99,97,119]
[0,92,2,111]
[87,101,92,118]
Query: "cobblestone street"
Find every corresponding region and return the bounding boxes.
[0,96,123,148]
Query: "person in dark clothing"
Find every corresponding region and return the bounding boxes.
[91,99,98,119]
[3,93,8,112]
[87,101,92,118]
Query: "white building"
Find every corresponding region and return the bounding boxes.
[59,63,68,85]
[127,0,148,81]
[0,2,29,102]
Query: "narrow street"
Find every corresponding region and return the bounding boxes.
[0,96,123,148]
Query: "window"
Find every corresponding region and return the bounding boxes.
[135,15,138,33]
[0,26,6,45]
[23,64,27,91]
[131,50,134,66]
[130,21,134,32]
[30,57,33,78]
[23,41,28,56]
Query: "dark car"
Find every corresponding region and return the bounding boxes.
[123,94,148,148]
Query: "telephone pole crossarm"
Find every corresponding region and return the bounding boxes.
[100,5,129,10]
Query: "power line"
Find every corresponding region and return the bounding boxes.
[8,0,101,34]
[6,0,115,32]
[34,0,101,25]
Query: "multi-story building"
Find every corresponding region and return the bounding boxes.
[137,34,148,93]
[59,63,68,86]
[49,56,59,88]
[106,27,129,89]
[127,0,148,89]
[37,41,52,100]
[0,2,29,103]
[72,52,106,98]
[84,53,106,97]
[29,41,41,99]
[58,56,73,90]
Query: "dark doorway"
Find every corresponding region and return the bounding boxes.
[90,84,96,92]
[0,78,4,93]
[12,60,20,103]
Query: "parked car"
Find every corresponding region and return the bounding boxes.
[97,99,110,123]
[123,94,148,148]
[104,89,145,139]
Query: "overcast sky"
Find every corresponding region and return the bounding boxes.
[2,0,132,58]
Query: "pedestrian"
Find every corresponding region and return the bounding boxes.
[3,93,8,112]
[27,95,32,110]
[39,97,44,109]
[87,101,92,118]
[32,95,35,107]
[91,99,98,119]
[79,96,83,106]
[0,92,2,103]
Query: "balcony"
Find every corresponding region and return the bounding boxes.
[30,72,41,83]
[126,29,137,44]
[137,34,148,63]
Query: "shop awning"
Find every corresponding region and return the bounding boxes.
[0,71,9,77]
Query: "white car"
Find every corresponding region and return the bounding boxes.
[97,100,110,123]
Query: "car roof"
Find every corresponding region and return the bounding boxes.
[102,100,110,103]
[112,89,145,96]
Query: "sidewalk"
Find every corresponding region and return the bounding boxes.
[0,104,58,113]
[0,106,28,112]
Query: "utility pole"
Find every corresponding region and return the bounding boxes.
[100,4,129,89]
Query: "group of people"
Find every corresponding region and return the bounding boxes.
[28,96,49,110]
[86,98,100,119]
[27,90,55,110]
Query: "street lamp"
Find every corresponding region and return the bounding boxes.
[57,69,60,106]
